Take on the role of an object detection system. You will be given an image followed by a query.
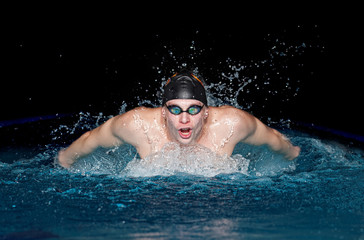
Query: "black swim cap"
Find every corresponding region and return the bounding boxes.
[162,71,208,106]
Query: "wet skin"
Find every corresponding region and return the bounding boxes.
[58,99,300,168]
[163,99,207,145]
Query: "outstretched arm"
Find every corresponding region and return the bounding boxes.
[57,116,123,168]
[238,110,300,160]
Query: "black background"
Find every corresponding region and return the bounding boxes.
[2,7,363,136]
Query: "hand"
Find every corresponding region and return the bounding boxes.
[286,145,301,161]
[57,149,72,168]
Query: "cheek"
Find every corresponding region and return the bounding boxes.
[191,116,204,130]
[165,118,181,140]
[166,115,178,127]
[165,117,179,134]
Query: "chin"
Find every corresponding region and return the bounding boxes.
[177,139,193,145]
[174,135,196,145]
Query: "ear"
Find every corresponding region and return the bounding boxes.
[204,109,209,119]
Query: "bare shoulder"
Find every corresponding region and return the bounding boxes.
[207,105,257,140]
[110,106,162,144]
[209,106,256,127]
[112,107,161,126]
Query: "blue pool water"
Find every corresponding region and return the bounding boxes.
[0,115,364,239]
[2,28,363,239]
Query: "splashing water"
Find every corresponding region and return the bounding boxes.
[49,30,316,177]
[123,143,249,177]
[34,26,325,179]
[1,25,364,239]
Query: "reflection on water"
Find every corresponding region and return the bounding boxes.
[1,25,363,239]
[0,130,363,239]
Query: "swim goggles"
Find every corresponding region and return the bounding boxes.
[165,104,204,115]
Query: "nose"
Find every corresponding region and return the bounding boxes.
[179,112,190,124]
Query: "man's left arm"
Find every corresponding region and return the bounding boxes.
[238,111,300,160]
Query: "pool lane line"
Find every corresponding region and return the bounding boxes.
[0,113,73,128]
[295,121,364,143]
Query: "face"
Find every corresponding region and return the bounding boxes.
[163,99,208,145]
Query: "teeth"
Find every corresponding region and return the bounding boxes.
[179,128,191,136]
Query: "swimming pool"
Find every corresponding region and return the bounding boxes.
[3,24,363,239]
[1,114,363,239]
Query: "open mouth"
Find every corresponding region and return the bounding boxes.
[178,128,192,139]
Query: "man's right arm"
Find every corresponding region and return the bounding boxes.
[57,115,125,168]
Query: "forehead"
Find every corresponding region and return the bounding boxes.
[166,99,203,107]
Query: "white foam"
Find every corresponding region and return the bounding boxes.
[123,142,249,177]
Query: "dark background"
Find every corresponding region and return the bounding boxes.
[1,8,363,136]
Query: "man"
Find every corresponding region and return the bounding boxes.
[58,71,300,168]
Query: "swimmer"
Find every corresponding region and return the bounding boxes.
[58,70,300,168]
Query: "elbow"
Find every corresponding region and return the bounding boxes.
[78,130,97,150]
[82,130,92,139]
[79,130,93,144]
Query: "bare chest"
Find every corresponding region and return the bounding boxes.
[135,115,240,158]
[197,119,240,156]
[134,119,169,158]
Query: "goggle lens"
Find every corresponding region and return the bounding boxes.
[187,106,201,115]
[166,105,204,115]
[169,106,182,115]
